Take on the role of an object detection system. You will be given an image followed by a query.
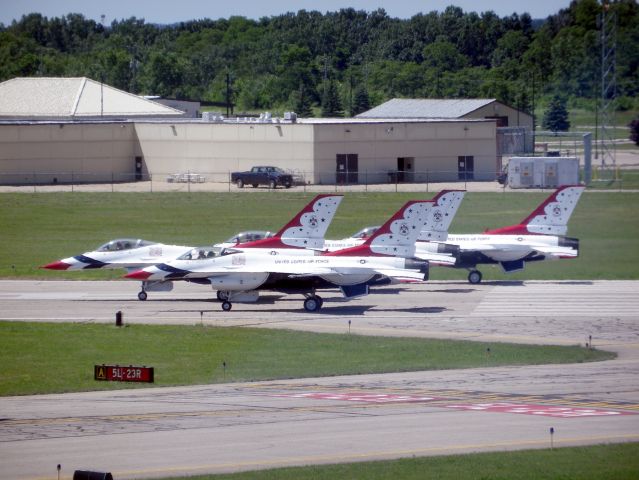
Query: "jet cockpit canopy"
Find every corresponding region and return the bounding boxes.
[97,239,154,252]
[177,247,218,260]
[222,230,274,245]
[350,226,380,240]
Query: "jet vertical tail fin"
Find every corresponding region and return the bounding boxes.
[485,185,585,236]
[326,200,433,257]
[419,190,465,242]
[235,194,343,250]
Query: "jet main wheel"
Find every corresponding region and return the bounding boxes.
[468,270,482,284]
[138,291,148,301]
[216,290,229,301]
[303,295,322,312]
[221,301,232,311]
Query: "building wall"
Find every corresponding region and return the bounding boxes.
[469,102,533,130]
[0,119,497,185]
[313,120,497,183]
[0,123,136,184]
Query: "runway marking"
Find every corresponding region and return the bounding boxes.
[256,384,639,411]
[443,403,636,418]
[271,392,441,403]
[266,390,639,418]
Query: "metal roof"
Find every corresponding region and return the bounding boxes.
[0,77,184,119]
[356,98,497,119]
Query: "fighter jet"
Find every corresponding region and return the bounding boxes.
[124,200,435,312]
[441,185,585,283]
[42,239,193,300]
[42,194,343,300]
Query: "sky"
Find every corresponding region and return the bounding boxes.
[0,0,573,26]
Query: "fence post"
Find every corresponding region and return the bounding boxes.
[426,170,429,193]
[71,172,74,193]
[111,172,114,193]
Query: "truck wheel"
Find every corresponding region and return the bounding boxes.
[252,184,258,188]
[284,182,292,189]
[236,179,244,188]
[269,179,276,189]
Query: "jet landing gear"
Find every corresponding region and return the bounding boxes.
[467,269,483,284]
[215,291,323,312]
[303,294,323,312]
[138,289,147,301]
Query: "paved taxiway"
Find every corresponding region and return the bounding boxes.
[1,279,638,479]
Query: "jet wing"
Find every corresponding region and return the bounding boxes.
[194,263,425,282]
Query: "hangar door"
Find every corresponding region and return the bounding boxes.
[396,157,414,182]
[336,154,358,184]
[458,156,474,180]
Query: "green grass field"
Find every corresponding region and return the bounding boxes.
[1,191,637,281]
[163,443,639,480]
[0,321,612,396]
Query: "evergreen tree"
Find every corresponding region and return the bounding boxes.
[294,81,313,117]
[351,83,371,116]
[542,94,570,131]
[321,79,343,117]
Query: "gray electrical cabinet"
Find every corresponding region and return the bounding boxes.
[507,157,579,188]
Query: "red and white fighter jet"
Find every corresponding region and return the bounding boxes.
[42,194,344,300]
[125,200,435,312]
[443,185,585,283]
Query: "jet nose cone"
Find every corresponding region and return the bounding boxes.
[124,270,153,280]
[42,261,71,270]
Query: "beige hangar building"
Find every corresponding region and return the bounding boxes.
[0,77,506,185]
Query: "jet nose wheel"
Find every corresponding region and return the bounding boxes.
[468,270,482,284]
[138,291,148,301]
[303,295,322,312]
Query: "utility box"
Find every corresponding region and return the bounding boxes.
[507,156,579,189]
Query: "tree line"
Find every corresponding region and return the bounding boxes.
[0,0,637,118]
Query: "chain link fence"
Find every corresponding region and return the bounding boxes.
[0,169,501,193]
[1,167,636,192]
